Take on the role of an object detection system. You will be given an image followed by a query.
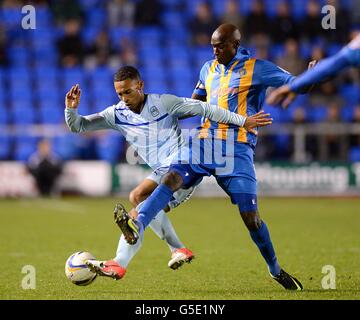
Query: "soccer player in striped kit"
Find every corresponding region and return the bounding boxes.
[117,24,311,290]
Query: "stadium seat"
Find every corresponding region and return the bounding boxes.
[11,106,37,125]
[109,26,134,50]
[0,106,9,124]
[14,136,38,162]
[38,106,63,124]
[85,8,107,28]
[96,133,125,163]
[340,85,360,105]
[307,105,328,122]
[0,8,23,28]
[349,146,360,162]
[340,105,356,122]
[8,47,30,67]
[161,12,184,30]
[0,135,11,159]
[52,134,78,160]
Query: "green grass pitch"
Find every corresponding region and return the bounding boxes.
[0,197,359,300]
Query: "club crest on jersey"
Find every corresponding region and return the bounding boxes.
[237,68,247,77]
[150,106,160,117]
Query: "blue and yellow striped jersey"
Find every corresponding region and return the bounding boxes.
[193,47,295,146]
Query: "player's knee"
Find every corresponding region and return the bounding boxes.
[162,171,183,191]
[129,189,142,206]
[241,211,262,231]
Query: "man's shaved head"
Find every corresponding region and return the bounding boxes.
[211,24,241,65]
[212,23,241,43]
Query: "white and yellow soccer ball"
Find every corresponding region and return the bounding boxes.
[65,251,97,286]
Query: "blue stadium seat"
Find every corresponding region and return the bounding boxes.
[34,6,53,27]
[78,0,103,10]
[239,0,252,16]
[86,8,107,28]
[349,146,360,162]
[96,133,125,163]
[88,66,114,85]
[62,68,87,86]
[109,26,134,50]
[38,106,63,124]
[0,135,11,159]
[341,105,356,122]
[8,47,30,67]
[8,68,32,83]
[327,44,343,56]
[339,85,360,105]
[34,67,59,84]
[145,80,170,94]
[0,8,23,28]
[307,105,328,122]
[14,136,38,162]
[171,84,194,97]
[10,90,34,104]
[52,134,78,160]
[0,106,9,124]
[161,12,184,30]
[290,0,307,21]
[30,29,57,48]
[11,106,37,124]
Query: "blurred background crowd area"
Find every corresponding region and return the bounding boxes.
[0,0,360,164]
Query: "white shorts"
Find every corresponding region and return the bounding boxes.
[146,166,196,210]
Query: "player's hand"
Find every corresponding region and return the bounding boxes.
[244,110,273,135]
[65,84,81,109]
[266,85,296,109]
[308,60,317,70]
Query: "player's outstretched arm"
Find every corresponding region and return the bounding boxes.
[64,84,112,133]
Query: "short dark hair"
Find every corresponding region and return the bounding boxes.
[114,66,141,82]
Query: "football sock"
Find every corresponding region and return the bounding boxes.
[137,184,174,228]
[114,232,144,268]
[249,221,281,277]
[149,209,184,251]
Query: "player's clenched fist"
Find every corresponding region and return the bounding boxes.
[65,84,81,109]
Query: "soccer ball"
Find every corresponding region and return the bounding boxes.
[65,251,97,286]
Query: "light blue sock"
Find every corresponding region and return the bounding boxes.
[114,204,184,267]
[249,221,281,277]
[114,232,144,268]
[149,209,184,251]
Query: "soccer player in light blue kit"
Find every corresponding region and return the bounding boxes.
[116,24,307,290]
[267,32,360,108]
[65,66,271,280]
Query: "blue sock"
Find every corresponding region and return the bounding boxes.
[137,184,174,228]
[249,221,281,277]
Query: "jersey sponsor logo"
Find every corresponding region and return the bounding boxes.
[150,106,160,117]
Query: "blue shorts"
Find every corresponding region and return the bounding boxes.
[170,141,258,213]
